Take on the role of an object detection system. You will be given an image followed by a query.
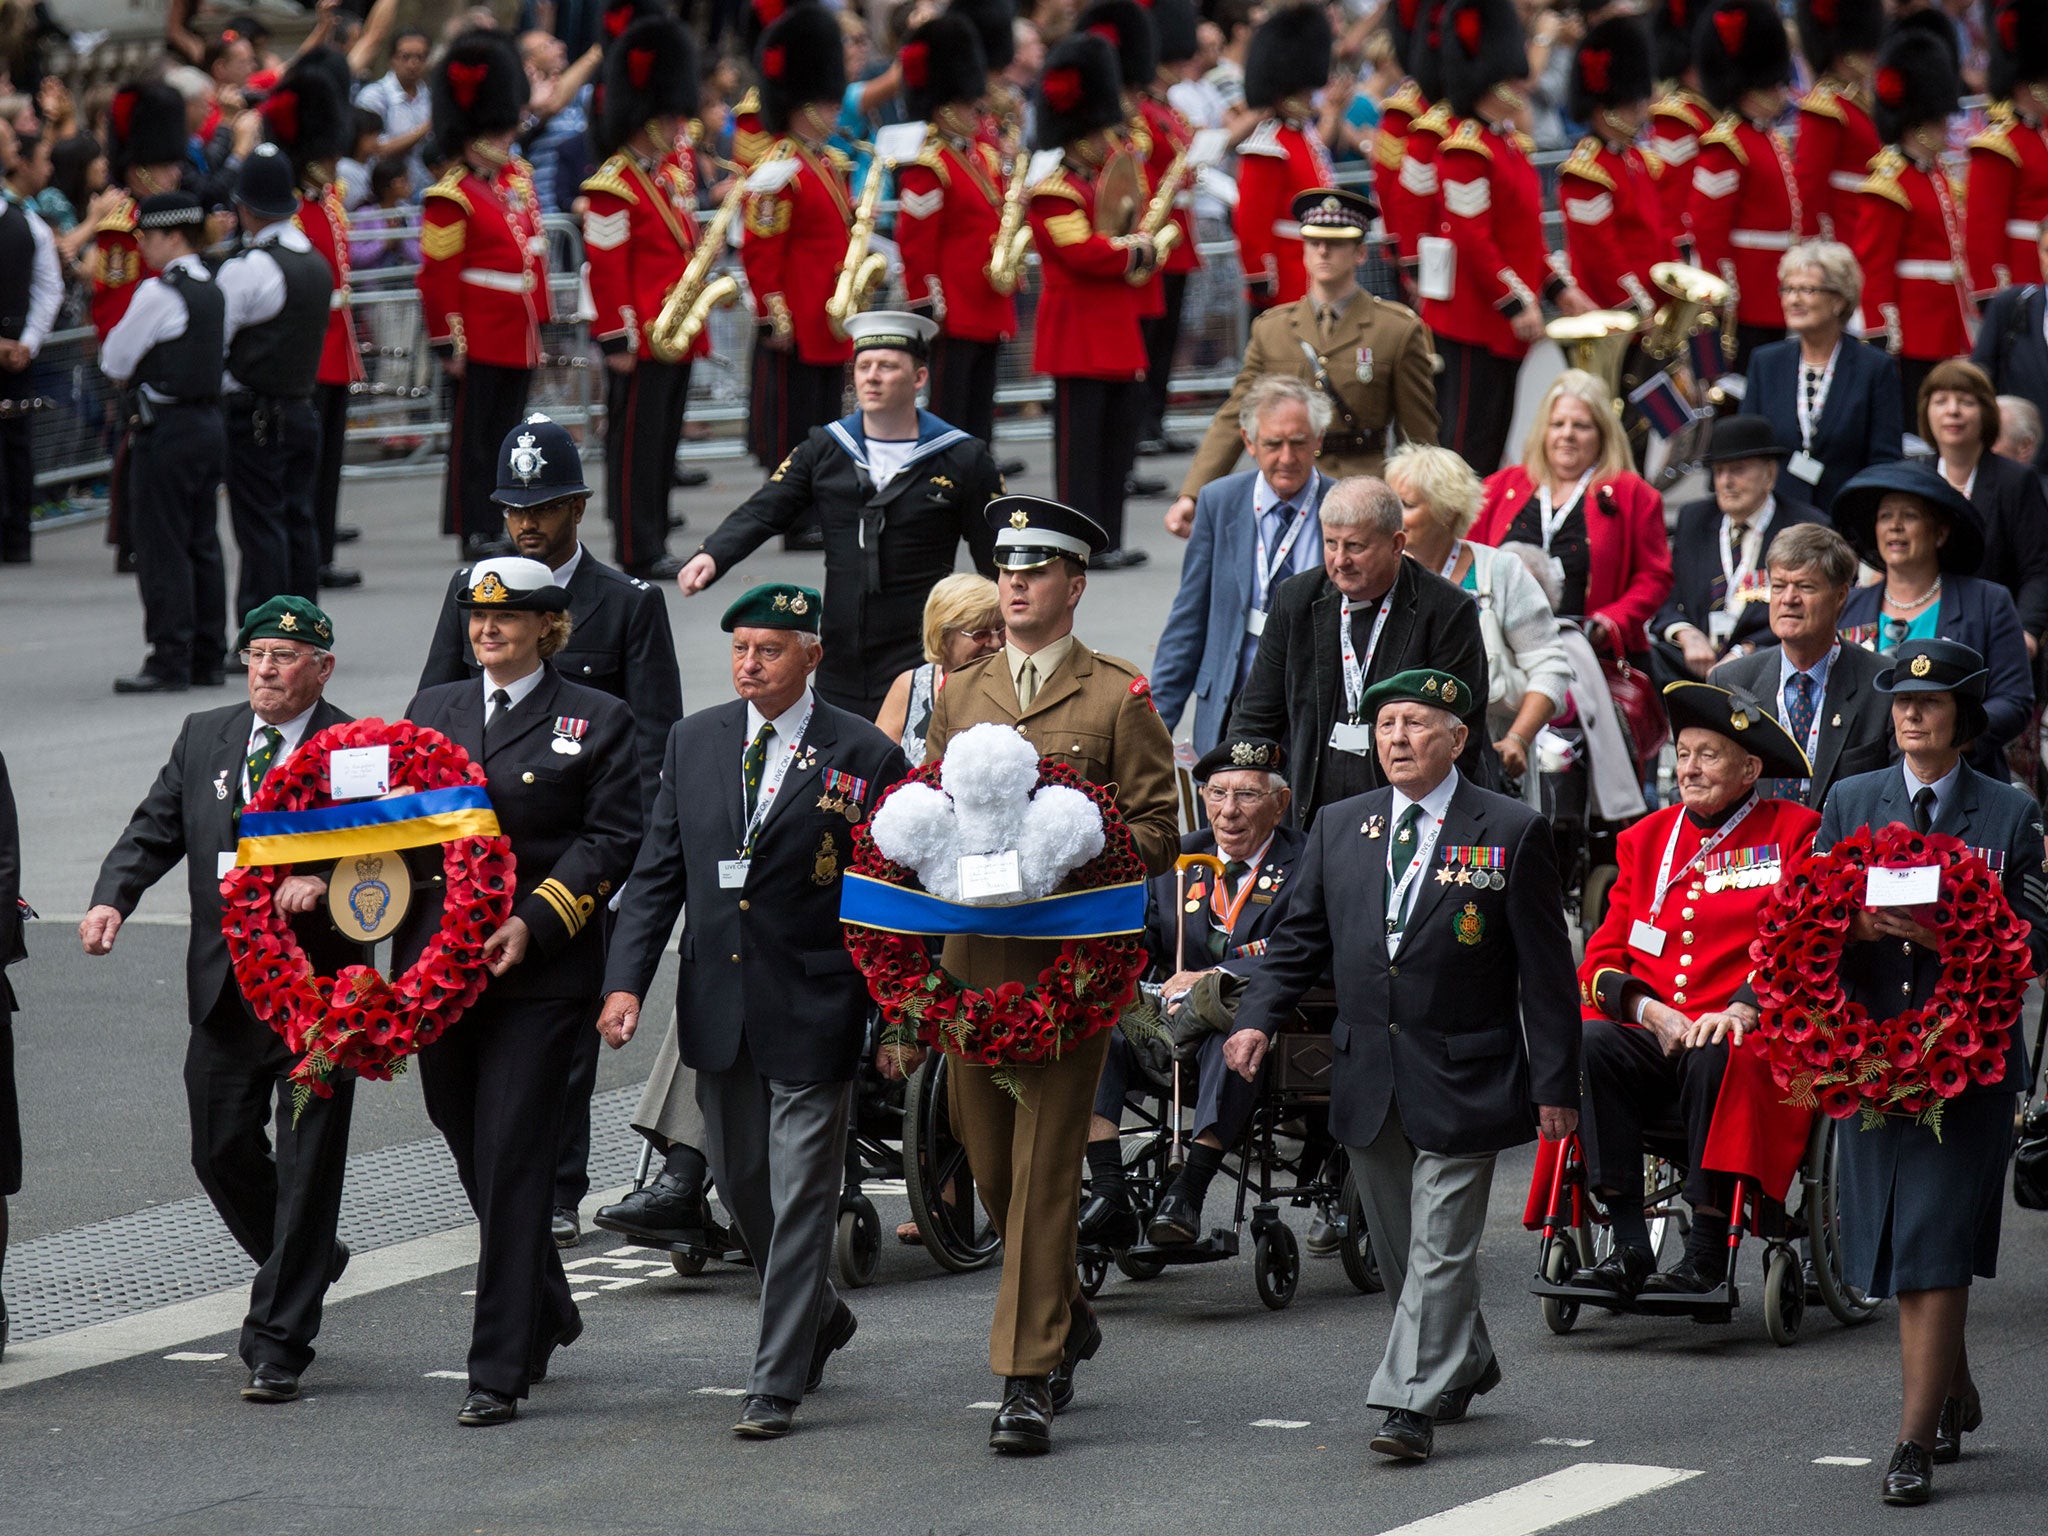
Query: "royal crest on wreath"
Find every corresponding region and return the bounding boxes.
[509,430,547,485]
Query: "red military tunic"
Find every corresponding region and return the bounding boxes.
[731,88,772,170]
[1025,161,1148,380]
[297,183,364,388]
[1688,113,1800,331]
[1854,148,1974,365]
[1559,136,1674,315]
[1424,117,1555,361]
[1793,79,1879,248]
[1233,116,1335,306]
[1964,106,2048,299]
[1647,88,1715,247]
[894,130,1018,345]
[1373,79,1431,268]
[740,138,856,368]
[581,147,709,361]
[1123,111,1165,322]
[418,163,544,369]
[88,191,151,340]
[1138,91,1200,278]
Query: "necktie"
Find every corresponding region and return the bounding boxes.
[1912,785,1936,834]
[1263,503,1292,575]
[1727,520,1749,572]
[1385,802,1424,920]
[1784,671,1817,756]
[483,687,511,746]
[1016,656,1039,712]
[245,726,283,798]
[743,721,776,818]
[1318,304,1335,341]
[1207,859,1251,960]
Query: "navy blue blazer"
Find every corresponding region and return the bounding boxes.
[1653,494,1824,651]
[1839,573,2035,773]
[1142,824,1306,976]
[1971,285,2048,473]
[1748,336,1902,514]
[1917,450,2048,640]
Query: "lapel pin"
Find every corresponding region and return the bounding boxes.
[1831,713,1841,727]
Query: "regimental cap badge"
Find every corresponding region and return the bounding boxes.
[772,592,791,611]
[1911,654,1932,678]
[1421,677,1439,695]
[1010,507,1031,530]
[278,611,299,632]
[1231,742,1260,765]
[1440,680,1458,706]
[1320,195,1340,212]
[509,430,547,486]
[1730,708,1749,731]
[314,617,331,641]
[790,593,809,615]
[472,571,510,604]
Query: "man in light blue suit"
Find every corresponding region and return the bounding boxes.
[1150,376,1334,753]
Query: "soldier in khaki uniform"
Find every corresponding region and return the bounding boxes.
[1169,188,1438,536]
[909,495,1179,1455]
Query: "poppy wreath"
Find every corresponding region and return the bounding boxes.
[1747,825,2034,1139]
[221,719,516,1105]
[844,758,1150,1086]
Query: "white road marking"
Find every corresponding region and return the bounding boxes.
[1813,1456,1872,1467]
[423,1370,469,1380]
[1252,1418,1312,1429]
[161,1351,226,1362]
[968,1401,1002,1410]
[1535,1437,1596,1448]
[1372,1463,1703,1536]
[570,1291,597,1302]
[693,1386,747,1397]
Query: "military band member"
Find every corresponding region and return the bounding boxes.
[1647,0,1716,248]
[1792,0,1881,251]
[1135,0,1203,455]
[679,312,1002,717]
[1965,0,2048,301]
[1560,16,1675,320]
[952,0,1024,155]
[1373,0,1438,289]
[1173,188,1437,531]
[1688,0,1800,373]
[1234,4,1335,316]
[894,12,1017,450]
[582,13,706,581]
[419,31,549,561]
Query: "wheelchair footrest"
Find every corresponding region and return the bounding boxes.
[1529,1275,1739,1320]
[1125,1231,1241,1266]
[591,1217,738,1264]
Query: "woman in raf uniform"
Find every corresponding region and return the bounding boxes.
[396,553,641,1427]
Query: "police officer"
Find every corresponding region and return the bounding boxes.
[218,143,335,624]
[101,192,228,695]
[1234,5,1336,316]
[1172,187,1438,533]
[679,311,1002,718]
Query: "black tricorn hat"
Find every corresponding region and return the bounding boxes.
[1796,0,1883,79]
[108,79,188,173]
[1245,3,1332,110]
[1662,681,1813,779]
[1568,17,1656,119]
[1441,0,1529,120]
[1831,460,1987,574]
[951,0,1018,72]
[262,60,348,174]
[595,15,700,159]
[1694,0,1793,111]
[1150,0,1199,65]
[1700,413,1791,464]
[432,29,530,144]
[1192,736,1287,782]
[900,14,987,119]
[758,3,846,133]
[1872,25,1960,144]
[1077,0,1157,90]
[1988,0,2048,98]
[1031,31,1126,150]
[1651,0,1698,81]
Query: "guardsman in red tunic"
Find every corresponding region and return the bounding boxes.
[1562,683,1820,1301]
[1426,0,1595,475]
[1966,0,2048,300]
[418,30,543,557]
[1027,32,1157,567]
[1687,0,1799,372]
[1855,29,1974,406]
[1135,0,1203,456]
[1646,0,1716,251]
[895,13,1017,451]
[1233,4,1335,315]
[582,15,705,580]
[1374,0,1436,293]
[1792,0,1882,249]
[1560,17,1675,319]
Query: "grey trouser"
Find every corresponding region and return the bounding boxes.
[630,1013,708,1151]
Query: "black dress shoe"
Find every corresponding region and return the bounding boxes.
[595,1171,714,1247]
[458,1388,518,1426]
[1091,547,1150,571]
[807,1299,858,1392]
[999,457,1029,478]
[1572,1244,1654,1302]
[528,1312,584,1383]
[1076,1185,1142,1249]
[673,465,709,488]
[334,524,362,544]
[1125,473,1167,498]
[318,564,364,590]
[328,1240,350,1285]
[1883,1440,1933,1505]
[462,533,513,560]
[1434,1356,1502,1424]
[113,670,188,695]
[551,1206,581,1248]
[1305,1211,1341,1256]
[1934,1389,1982,1464]
[1369,1408,1434,1462]
[1639,1257,1724,1296]
[1146,1190,1203,1246]
[241,1362,301,1403]
[627,554,688,581]
[732,1394,797,1438]
[1048,1296,1101,1413]
[989,1376,1053,1454]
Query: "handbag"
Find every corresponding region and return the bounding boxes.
[1597,643,1669,771]
[2014,1014,2048,1211]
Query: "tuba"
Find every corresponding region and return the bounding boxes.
[1640,261,1731,367]
[1546,310,1642,412]
[985,152,1034,297]
[826,155,891,340]
[646,175,747,363]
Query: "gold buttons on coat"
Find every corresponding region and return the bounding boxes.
[738,899,750,911]
[522,772,535,784]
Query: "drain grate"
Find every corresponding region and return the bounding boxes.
[5,1086,647,1345]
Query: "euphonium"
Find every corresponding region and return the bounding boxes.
[1640,261,1730,365]
[1546,310,1641,411]
[826,158,890,339]
[985,153,1034,297]
[647,176,747,363]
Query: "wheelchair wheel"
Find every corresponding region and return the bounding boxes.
[1116,1249,1167,1281]
[1579,863,1620,934]
[1540,1232,1582,1336]
[1802,1118,1884,1327]
[1254,1222,1300,1310]
[1336,1166,1384,1295]
[902,1055,1001,1272]
[1078,1250,1109,1298]
[1763,1243,1805,1346]
[835,1194,881,1289]
[670,1250,707,1277]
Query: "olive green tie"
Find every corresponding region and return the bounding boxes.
[1016,656,1039,712]
[1385,803,1424,918]
[245,726,283,800]
[743,721,775,818]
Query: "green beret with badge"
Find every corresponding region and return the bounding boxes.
[1361,667,1469,718]
[721,581,823,634]
[234,595,335,655]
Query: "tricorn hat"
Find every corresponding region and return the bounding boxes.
[1151,0,1200,66]
[432,29,529,145]
[1031,31,1126,151]
[1795,0,1884,79]
[1077,0,1157,91]
[1441,0,1530,120]
[1662,681,1813,779]
[1988,0,2048,98]
[1651,0,1699,82]
[107,79,188,174]
[1694,0,1794,112]
[758,3,846,134]
[1831,460,1987,574]
[900,14,987,120]
[950,0,1018,72]
[595,15,700,160]
[1568,16,1657,120]
[1244,3,1332,110]
[261,60,348,176]
[1872,24,1961,144]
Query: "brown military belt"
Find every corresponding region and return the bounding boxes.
[1319,428,1383,457]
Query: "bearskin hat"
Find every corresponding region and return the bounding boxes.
[1888,6,1961,66]
[107,79,188,174]
[1988,0,2048,97]
[432,29,529,144]
[1245,3,1332,109]
[1149,0,1199,66]
[1652,0,1698,82]
[294,46,356,129]
[900,14,987,119]
[1440,0,1528,121]
[1387,0,1428,68]
[1693,0,1793,112]
[1568,17,1656,121]
[1409,0,1448,101]
[950,0,1017,72]
[1077,1,1157,91]
[601,0,669,42]
[1795,0,1883,78]
[1031,30,1126,151]
[1872,23,1961,143]
[744,0,816,59]
[758,3,846,132]
[262,59,348,173]
[595,15,700,160]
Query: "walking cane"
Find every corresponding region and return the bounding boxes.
[1171,852,1227,1171]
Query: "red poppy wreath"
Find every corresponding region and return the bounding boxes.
[221,719,516,1105]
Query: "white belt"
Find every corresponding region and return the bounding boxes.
[1729,229,1793,251]
[460,268,535,293]
[1828,171,1864,192]
[1173,191,1195,209]
[2009,219,2042,240]
[1896,259,1959,280]
[1273,219,1302,238]
[328,286,352,310]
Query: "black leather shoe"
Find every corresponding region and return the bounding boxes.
[528,1312,583,1383]
[732,1394,796,1438]
[1048,1296,1101,1413]
[328,1240,350,1285]
[1435,1356,1502,1424]
[1571,1244,1654,1302]
[458,1388,518,1426]
[1934,1389,1982,1464]
[551,1206,581,1248]
[318,564,363,590]
[627,554,688,582]
[1305,1211,1341,1256]
[989,1376,1053,1455]
[594,1171,713,1246]
[113,670,188,695]
[1076,1185,1142,1249]
[241,1362,301,1403]
[673,465,709,488]
[1124,474,1167,498]
[1369,1408,1434,1462]
[999,457,1029,478]
[1146,1190,1203,1246]
[1640,1256,1724,1295]
[1091,547,1150,570]
[463,533,513,560]
[1883,1440,1933,1505]
[807,1299,857,1392]
[334,524,361,544]
[1136,433,1194,456]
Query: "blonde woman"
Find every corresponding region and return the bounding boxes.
[874,573,1004,766]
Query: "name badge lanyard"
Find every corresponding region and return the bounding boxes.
[1211,860,1262,936]
[1718,512,1766,599]
[1535,469,1594,553]
[1385,808,1447,939]
[740,700,814,856]
[1647,792,1759,923]
[1253,475,1322,610]
[1794,343,1839,453]
[1781,660,1828,769]
[1340,591,1395,721]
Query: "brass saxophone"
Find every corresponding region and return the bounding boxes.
[646,175,746,363]
[984,153,1034,297]
[1125,139,1193,285]
[825,157,890,340]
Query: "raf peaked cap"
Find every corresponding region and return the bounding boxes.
[722,582,823,634]
[1191,736,1286,782]
[1875,638,1990,747]
[985,494,1110,569]
[1293,186,1375,239]
[1361,667,1471,718]
[457,555,572,612]
[235,595,336,654]
[493,413,591,507]
[1661,680,1811,780]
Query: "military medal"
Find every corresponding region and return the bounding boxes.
[1364,815,1386,839]
[214,769,231,801]
[550,716,588,755]
[1356,345,1373,383]
[821,767,868,821]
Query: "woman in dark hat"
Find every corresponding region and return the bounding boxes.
[1834,461,2033,774]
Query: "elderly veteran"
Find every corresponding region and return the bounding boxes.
[82,597,360,1405]
[397,556,642,1427]
[1226,668,1581,1465]
[1081,736,1304,1250]
[1569,682,1819,1303]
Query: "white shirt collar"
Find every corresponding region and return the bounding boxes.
[746,685,816,744]
[1219,831,1277,882]
[249,220,310,250]
[1722,493,1774,534]
[484,665,546,713]
[163,253,209,279]
[1777,640,1838,688]
[1390,766,1460,827]
[1903,757,1963,822]
[248,701,318,755]
[552,541,585,591]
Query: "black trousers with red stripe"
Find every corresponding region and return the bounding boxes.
[1433,338,1522,476]
[442,361,530,544]
[926,334,1001,449]
[603,356,692,574]
[1139,272,1190,442]
[1053,376,1145,554]
[311,381,350,566]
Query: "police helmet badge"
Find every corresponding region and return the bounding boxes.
[509,430,547,486]
[328,850,412,941]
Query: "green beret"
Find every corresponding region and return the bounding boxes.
[234,596,335,654]
[720,582,822,634]
[1360,667,1469,717]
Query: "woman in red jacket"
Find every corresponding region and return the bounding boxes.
[1469,369,1674,658]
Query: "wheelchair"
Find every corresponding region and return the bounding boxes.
[1526,1114,1884,1345]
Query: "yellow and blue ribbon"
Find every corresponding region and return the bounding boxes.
[236,786,502,867]
[839,873,1147,940]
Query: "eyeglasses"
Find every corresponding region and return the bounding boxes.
[1777,284,1837,298]
[1202,787,1273,808]
[955,625,1006,645]
[240,647,318,669]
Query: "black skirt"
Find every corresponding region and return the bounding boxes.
[1836,1089,2015,1297]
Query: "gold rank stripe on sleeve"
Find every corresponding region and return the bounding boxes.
[421,219,465,261]
[533,877,594,939]
[1044,209,1094,247]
